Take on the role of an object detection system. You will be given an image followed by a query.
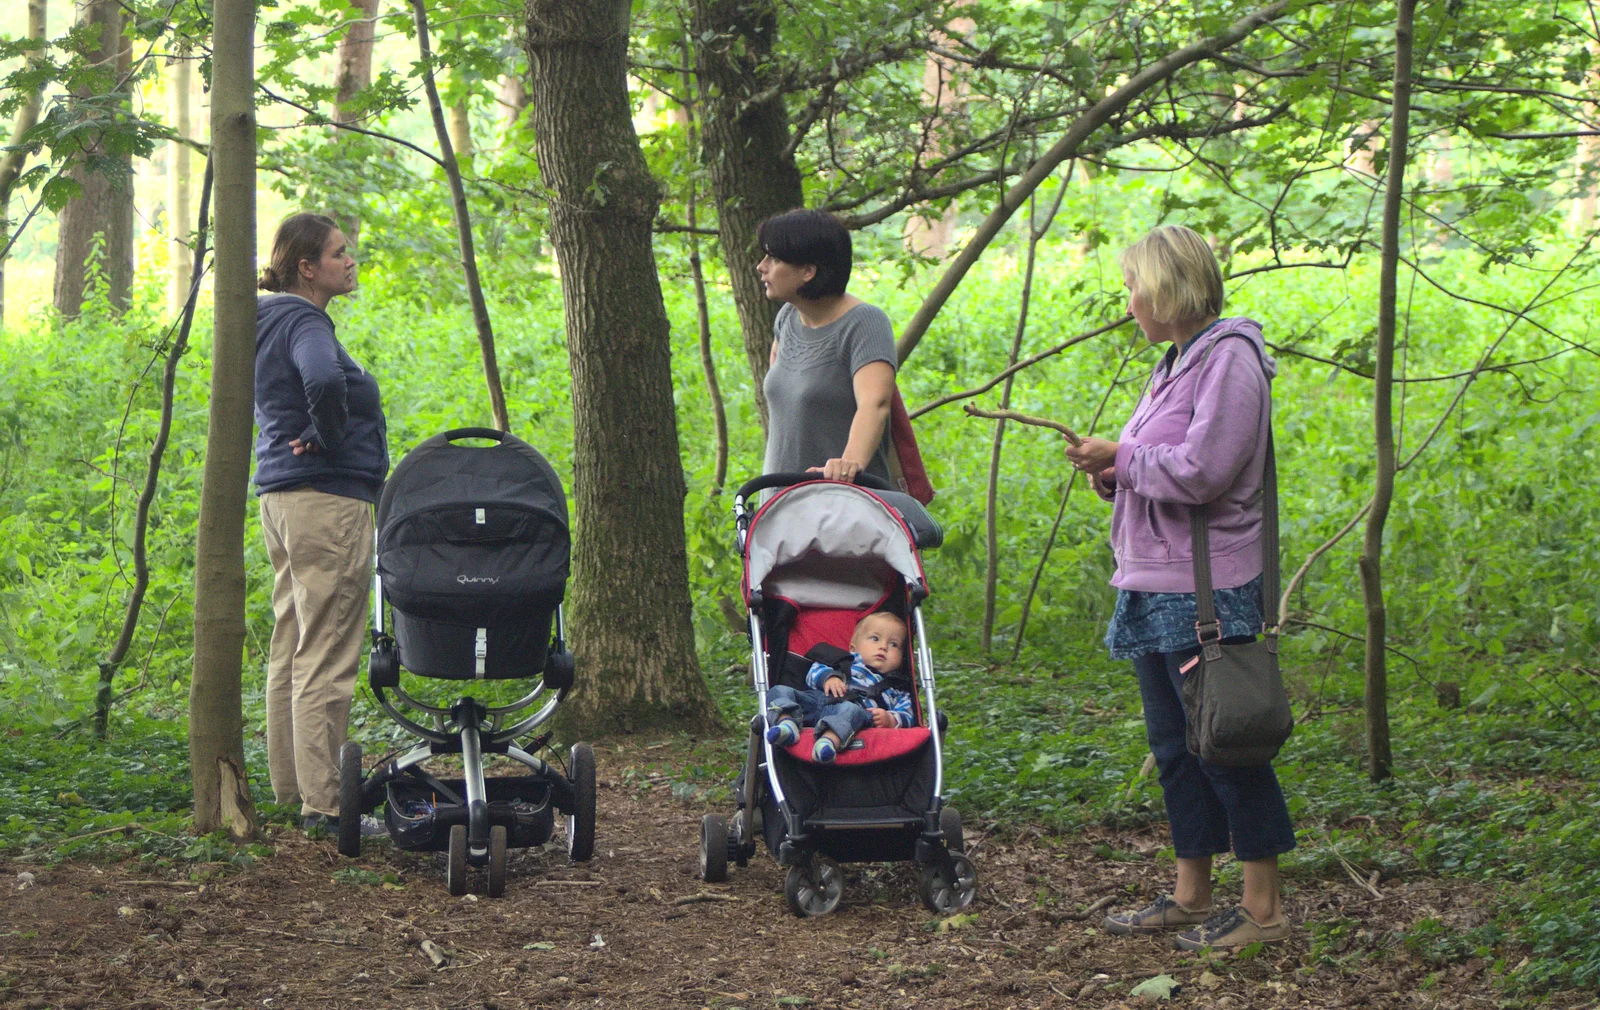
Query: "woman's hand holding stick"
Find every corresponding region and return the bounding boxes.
[962,404,1083,447]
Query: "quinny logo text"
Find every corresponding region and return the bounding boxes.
[456,575,500,584]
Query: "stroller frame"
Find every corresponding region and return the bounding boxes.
[701,473,975,917]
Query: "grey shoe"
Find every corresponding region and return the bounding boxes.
[1173,906,1290,951]
[1103,894,1212,935]
[303,813,387,839]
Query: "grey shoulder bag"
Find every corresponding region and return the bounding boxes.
[1180,338,1295,767]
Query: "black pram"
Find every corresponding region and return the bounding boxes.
[337,428,596,898]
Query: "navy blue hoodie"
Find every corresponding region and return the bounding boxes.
[253,294,388,502]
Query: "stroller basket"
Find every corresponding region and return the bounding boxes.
[384,775,556,853]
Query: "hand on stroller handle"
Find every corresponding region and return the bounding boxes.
[734,470,893,501]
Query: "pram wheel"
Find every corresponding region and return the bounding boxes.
[919,852,978,915]
[447,825,468,897]
[730,809,751,867]
[565,742,596,862]
[337,742,363,858]
[940,805,965,854]
[699,814,728,883]
[486,825,508,898]
[784,855,843,918]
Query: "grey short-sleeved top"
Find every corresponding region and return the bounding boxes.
[762,301,897,479]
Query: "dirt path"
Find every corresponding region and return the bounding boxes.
[0,739,1584,1009]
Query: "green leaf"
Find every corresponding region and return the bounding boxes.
[1129,974,1180,1001]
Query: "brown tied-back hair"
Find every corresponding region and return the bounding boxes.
[258,212,339,292]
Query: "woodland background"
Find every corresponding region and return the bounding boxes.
[1,0,1599,997]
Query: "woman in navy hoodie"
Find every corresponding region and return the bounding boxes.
[1066,225,1293,951]
[254,213,387,839]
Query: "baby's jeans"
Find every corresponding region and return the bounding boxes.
[765,685,875,745]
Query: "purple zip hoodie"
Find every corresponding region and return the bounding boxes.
[1100,316,1275,593]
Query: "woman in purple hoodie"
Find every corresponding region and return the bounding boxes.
[1065,225,1293,951]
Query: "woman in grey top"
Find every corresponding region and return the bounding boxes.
[757,210,897,482]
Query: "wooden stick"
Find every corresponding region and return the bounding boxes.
[962,405,1082,446]
[671,892,741,906]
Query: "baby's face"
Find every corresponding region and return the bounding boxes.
[852,615,905,673]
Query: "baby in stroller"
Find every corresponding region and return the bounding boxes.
[765,611,914,762]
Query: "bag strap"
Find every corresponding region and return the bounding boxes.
[1186,334,1279,660]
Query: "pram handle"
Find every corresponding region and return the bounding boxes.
[734,470,893,501]
[439,426,509,442]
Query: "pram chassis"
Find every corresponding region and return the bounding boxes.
[339,539,596,898]
[705,473,976,917]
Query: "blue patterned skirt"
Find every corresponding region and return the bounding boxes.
[1104,574,1264,660]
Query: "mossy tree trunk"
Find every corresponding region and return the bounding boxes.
[190,0,259,839]
[691,0,804,435]
[525,0,717,736]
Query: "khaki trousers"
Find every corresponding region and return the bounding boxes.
[259,488,374,817]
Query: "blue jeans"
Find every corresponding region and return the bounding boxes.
[765,685,875,745]
[1133,647,1296,862]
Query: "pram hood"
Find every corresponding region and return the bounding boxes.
[377,429,569,627]
[743,481,926,610]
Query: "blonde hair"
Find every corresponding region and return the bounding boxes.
[1118,225,1224,325]
[854,611,906,640]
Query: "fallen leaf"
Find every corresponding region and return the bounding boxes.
[1198,970,1223,989]
[1130,974,1181,1002]
[935,912,979,932]
[589,933,606,949]
[117,905,138,917]
[775,998,812,1006]
[522,942,556,951]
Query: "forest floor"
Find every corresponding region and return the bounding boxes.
[1,736,1592,1010]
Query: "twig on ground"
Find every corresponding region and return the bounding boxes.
[1047,893,1116,922]
[1334,851,1384,899]
[533,878,605,887]
[671,892,741,906]
[962,405,1083,446]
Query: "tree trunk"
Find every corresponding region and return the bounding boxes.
[681,43,728,493]
[54,0,135,318]
[411,0,509,431]
[1359,0,1414,785]
[448,91,475,160]
[99,162,213,738]
[0,0,47,331]
[691,0,804,434]
[166,51,194,317]
[333,0,381,250]
[497,73,530,135]
[191,0,259,839]
[903,1,975,259]
[525,0,717,736]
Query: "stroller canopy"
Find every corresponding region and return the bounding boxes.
[377,429,570,628]
[744,482,926,610]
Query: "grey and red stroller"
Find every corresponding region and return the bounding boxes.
[700,472,977,917]
[337,428,596,898]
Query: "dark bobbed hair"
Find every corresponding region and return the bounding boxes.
[258,212,340,292]
[757,209,852,299]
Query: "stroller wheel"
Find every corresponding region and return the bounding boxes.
[447,825,468,897]
[699,814,729,883]
[486,825,508,899]
[730,809,750,868]
[919,852,978,915]
[940,805,965,854]
[337,742,363,858]
[565,742,596,862]
[784,855,843,918]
